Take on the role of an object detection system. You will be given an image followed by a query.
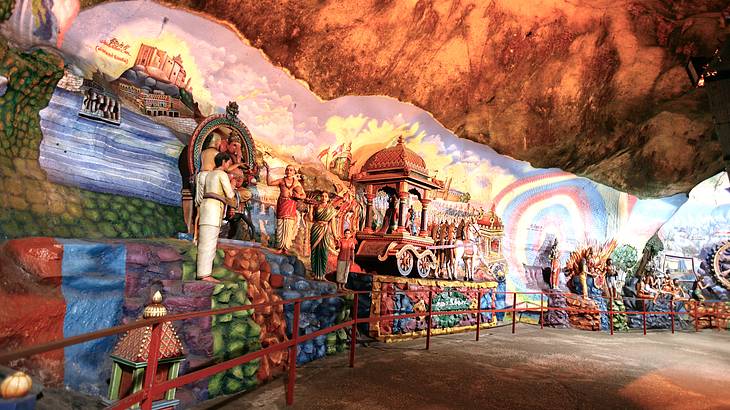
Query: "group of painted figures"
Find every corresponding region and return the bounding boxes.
[191,130,359,289]
[547,239,710,303]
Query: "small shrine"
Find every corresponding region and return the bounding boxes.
[478,205,504,257]
[106,291,185,409]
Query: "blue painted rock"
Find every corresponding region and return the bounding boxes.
[280,263,295,276]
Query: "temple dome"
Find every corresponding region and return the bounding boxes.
[361,135,429,176]
[478,205,503,231]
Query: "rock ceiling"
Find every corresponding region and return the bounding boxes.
[91,0,730,197]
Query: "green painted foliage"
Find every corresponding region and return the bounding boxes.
[612,244,639,276]
[0,0,13,22]
[0,37,185,240]
[207,271,260,398]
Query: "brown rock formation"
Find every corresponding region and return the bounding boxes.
[565,294,601,330]
[92,0,730,196]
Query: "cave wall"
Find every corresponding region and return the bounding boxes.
[149,0,730,197]
[0,0,696,292]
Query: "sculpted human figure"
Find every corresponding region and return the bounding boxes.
[263,162,306,254]
[406,205,417,236]
[335,228,357,290]
[193,133,224,242]
[378,193,398,234]
[310,191,339,280]
[548,239,561,289]
[605,258,619,298]
[201,133,223,172]
[196,152,237,282]
[224,134,255,241]
[579,248,593,298]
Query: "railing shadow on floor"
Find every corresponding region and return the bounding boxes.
[0,289,726,409]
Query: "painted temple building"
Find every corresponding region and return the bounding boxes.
[134,44,191,90]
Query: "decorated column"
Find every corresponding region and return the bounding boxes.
[364,189,375,233]
[419,198,431,237]
[396,185,409,233]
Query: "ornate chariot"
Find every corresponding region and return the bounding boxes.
[352,136,442,278]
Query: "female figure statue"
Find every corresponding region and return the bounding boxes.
[310,192,340,280]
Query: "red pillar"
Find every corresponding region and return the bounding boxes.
[419,199,431,237]
[426,290,433,350]
[476,289,482,341]
[286,302,301,405]
[511,293,517,334]
[349,295,359,368]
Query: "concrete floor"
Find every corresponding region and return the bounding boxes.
[194,325,730,410]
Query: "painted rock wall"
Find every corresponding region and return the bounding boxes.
[39,88,184,207]
[370,276,498,342]
[0,238,66,386]
[0,37,185,240]
[0,237,353,407]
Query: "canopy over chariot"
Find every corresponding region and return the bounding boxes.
[352,136,508,281]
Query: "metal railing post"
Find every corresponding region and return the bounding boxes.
[140,322,163,410]
[511,292,517,334]
[426,290,433,350]
[609,295,614,336]
[540,291,545,329]
[286,301,301,406]
[349,294,358,368]
[694,301,699,333]
[476,289,482,341]
[642,299,647,336]
[670,296,675,334]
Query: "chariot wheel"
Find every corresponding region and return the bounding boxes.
[711,241,730,289]
[416,254,433,279]
[396,250,415,277]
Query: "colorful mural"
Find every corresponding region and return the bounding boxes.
[2,1,730,408]
[0,0,691,292]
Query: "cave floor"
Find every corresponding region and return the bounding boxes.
[194,325,730,410]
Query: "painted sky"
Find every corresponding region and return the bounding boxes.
[659,173,730,259]
[6,0,693,289]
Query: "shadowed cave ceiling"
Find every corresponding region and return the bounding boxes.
[72,0,730,196]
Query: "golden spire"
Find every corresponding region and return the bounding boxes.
[143,291,167,318]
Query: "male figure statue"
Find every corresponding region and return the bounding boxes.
[201,133,223,171]
[605,258,619,299]
[263,162,306,254]
[194,133,223,242]
[224,134,255,241]
[580,248,593,298]
[548,239,561,289]
[196,152,237,282]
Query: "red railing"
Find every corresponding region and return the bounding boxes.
[0,289,726,410]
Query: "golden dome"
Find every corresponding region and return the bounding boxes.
[143,291,167,319]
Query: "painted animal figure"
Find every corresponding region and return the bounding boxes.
[459,222,478,281]
[443,222,457,280]
[431,222,446,278]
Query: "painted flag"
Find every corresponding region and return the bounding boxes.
[317,147,329,165]
[331,143,344,157]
